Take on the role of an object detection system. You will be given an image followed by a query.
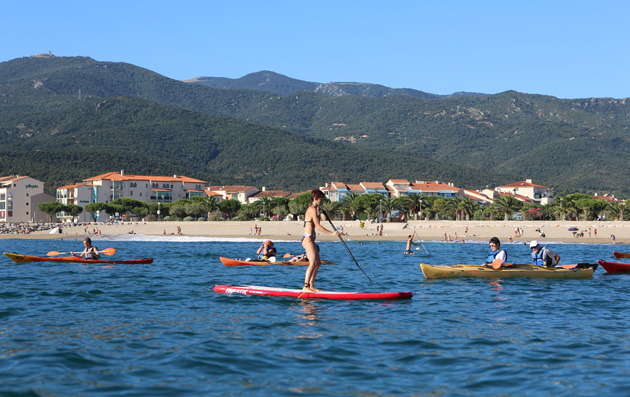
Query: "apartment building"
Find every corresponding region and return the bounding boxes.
[0,175,55,223]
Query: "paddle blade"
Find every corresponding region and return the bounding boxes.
[283,253,292,258]
[100,248,116,256]
[558,264,577,269]
[47,251,62,257]
[491,258,503,269]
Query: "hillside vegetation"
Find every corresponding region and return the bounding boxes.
[1,55,629,196]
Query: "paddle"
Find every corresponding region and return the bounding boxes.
[412,231,429,254]
[47,248,116,256]
[283,253,292,258]
[321,209,372,283]
[491,258,503,269]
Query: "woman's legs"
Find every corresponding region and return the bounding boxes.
[302,238,321,292]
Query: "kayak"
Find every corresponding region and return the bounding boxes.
[220,257,334,267]
[597,260,630,273]
[612,252,630,259]
[420,263,598,279]
[213,285,413,300]
[4,252,153,265]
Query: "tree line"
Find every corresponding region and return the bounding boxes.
[37,192,629,224]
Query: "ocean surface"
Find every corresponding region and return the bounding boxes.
[1,234,629,396]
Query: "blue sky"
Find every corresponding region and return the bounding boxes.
[3,1,628,99]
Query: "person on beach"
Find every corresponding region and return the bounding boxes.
[482,237,508,267]
[71,237,100,260]
[302,189,340,292]
[404,234,417,254]
[530,240,560,267]
[257,240,277,260]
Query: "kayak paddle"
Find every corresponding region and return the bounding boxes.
[47,248,116,256]
[412,231,429,254]
[321,209,372,283]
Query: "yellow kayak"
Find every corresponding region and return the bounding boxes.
[420,263,597,279]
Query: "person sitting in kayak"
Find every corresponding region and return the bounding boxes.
[289,252,307,262]
[530,240,560,267]
[483,237,508,267]
[257,240,277,261]
[71,237,101,260]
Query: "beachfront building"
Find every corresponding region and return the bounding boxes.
[83,171,207,205]
[0,175,56,223]
[496,179,554,205]
[321,182,390,202]
[461,189,494,205]
[412,181,465,198]
[206,186,259,204]
[55,183,95,223]
[246,188,292,204]
[385,179,423,197]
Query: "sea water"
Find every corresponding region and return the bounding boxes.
[1,235,629,396]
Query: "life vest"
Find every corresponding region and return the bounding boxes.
[85,247,98,260]
[485,249,508,265]
[532,247,552,267]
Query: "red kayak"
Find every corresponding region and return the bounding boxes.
[213,285,413,300]
[4,252,153,265]
[612,252,630,259]
[597,260,630,273]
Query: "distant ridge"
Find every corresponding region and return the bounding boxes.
[184,70,488,99]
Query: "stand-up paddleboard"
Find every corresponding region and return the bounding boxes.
[213,285,413,300]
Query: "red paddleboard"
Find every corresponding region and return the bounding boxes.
[213,285,413,300]
[613,252,630,259]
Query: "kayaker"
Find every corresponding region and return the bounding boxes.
[530,240,560,267]
[257,240,277,261]
[302,189,340,292]
[483,237,508,267]
[71,237,101,260]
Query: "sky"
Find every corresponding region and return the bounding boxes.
[3,1,629,99]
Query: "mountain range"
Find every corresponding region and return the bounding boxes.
[1,54,629,197]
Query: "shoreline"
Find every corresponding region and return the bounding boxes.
[2,220,627,245]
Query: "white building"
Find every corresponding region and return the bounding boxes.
[82,171,207,204]
[496,179,554,205]
[0,175,56,223]
[56,183,95,223]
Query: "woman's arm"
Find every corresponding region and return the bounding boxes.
[311,207,338,235]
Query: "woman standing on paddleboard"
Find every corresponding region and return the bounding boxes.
[302,189,339,292]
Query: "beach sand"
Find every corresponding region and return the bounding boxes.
[3,220,628,245]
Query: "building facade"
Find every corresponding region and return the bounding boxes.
[82,171,207,204]
[0,175,56,223]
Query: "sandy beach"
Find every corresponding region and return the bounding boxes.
[3,220,628,245]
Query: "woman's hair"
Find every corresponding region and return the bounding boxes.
[489,236,500,247]
[311,189,325,201]
[83,237,92,245]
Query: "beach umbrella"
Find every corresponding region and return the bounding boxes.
[568,227,579,231]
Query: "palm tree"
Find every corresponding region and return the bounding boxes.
[405,193,424,220]
[258,197,273,218]
[341,193,361,220]
[197,196,219,220]
[379,197,396,222]
[493,195,523,221]
[457,198,476,221]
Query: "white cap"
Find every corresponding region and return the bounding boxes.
[529,240,539,248]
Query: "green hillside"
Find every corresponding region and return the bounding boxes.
[0,96,512,195]
[1,55,629,196]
